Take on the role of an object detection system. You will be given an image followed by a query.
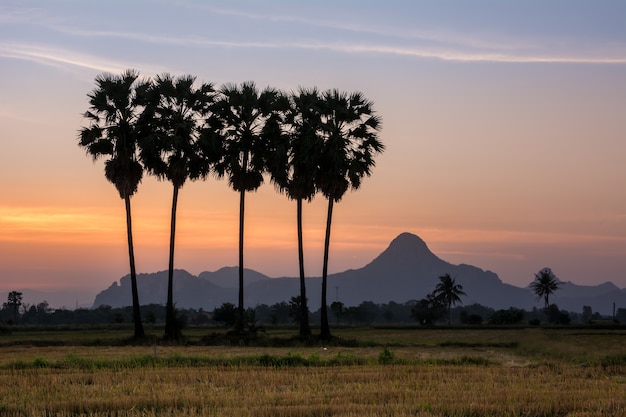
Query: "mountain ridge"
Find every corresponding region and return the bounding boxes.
[92,232,626,315]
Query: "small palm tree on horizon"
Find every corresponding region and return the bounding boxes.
[78,69,147,339]
[432,273,466,326]
[530,267,561,309]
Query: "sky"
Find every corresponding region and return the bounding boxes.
[1,0,625,308]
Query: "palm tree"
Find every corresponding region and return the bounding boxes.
[267,88,323,338]
[139,73,215,341]
[208,81,281,332]
[317,89,383,341]
[432,273,466,325]
[79,69,147,339]
[530,267,561,309]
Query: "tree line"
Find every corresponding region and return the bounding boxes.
[2,271,620,327]
[3,293,622,328]
[78,70,384,342]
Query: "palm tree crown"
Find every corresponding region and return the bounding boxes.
[80,69,146,199]
[317,89,384,202]
[139,73,215,186]
[530,267,561,309]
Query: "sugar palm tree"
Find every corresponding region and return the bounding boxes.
[208,81,280,332]
[530,267,561,309]
[267,87,323,338]
[139,73,215,341]
[317,89,383,341]
[79,69,147,339]
[432,273,466,325]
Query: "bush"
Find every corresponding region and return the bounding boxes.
[378,347,395,365]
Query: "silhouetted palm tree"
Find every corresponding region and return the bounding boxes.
[208,81,280,332]
[530,267,561,309]
[267,88,324,338]
[317,89,383,341]
[139,73,215,341]
[432,273,466,325]
[79,69,147,339]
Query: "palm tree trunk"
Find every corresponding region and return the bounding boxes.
[125,196,144,339]
[164,184,179,341]
[320,198,334,341]
[297,198,311,337]
[237,189,245,332]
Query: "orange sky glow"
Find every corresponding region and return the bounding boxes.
[1,1,625,307]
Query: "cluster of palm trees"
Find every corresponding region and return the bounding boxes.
[79,70,384,341]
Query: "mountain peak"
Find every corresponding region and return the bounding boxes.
[386,232,435,258]
[364,232,444,272]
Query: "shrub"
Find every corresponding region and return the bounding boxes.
[378,347,395,365]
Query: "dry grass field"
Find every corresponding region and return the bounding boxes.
[1,326,625,416]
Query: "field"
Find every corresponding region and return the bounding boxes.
[1,325,625,416]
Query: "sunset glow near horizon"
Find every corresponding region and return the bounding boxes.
[1,1,625,307]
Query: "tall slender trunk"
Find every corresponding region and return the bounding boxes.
[319,198,334,341]
[125,196,144,339]
[237,189,245,332]
[164,184,180,341]
[297,198,311,337]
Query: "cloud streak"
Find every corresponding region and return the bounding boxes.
[0,42,168,75]
[19,27,626,66]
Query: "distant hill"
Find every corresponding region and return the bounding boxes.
[198,267,271,288]
[92,232,626,315]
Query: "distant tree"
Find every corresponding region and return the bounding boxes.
[545,304,571,325]
[6,291,23,324]
[269,302,291,325]
[529,267,561,309]
[489,308,524,325]
[317,89,383,341]
[79,70,147,339]
[411,294,446,326]
[213,302,237,327]
[582,305,593,323]
[288,296,309,325]
[330,301,345,324]
[139,73,215,341]
[432,273,466,325]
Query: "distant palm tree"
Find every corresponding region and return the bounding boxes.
[208,81,281,332]
[530,267,561,309]
[79,69,147,339]
[267,87,323,338]
[139,73,215,341]
[317,89,383,341]
[432,273,466,325]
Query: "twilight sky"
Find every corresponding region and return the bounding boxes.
[1,0,625,308]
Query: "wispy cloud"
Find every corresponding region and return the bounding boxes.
[0,42,167,75]
[187,4,626,64]
[35,26,626,65]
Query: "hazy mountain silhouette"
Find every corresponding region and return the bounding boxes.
[198,267,271,288]
[93,269,236,309]
[92,232,626,314]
